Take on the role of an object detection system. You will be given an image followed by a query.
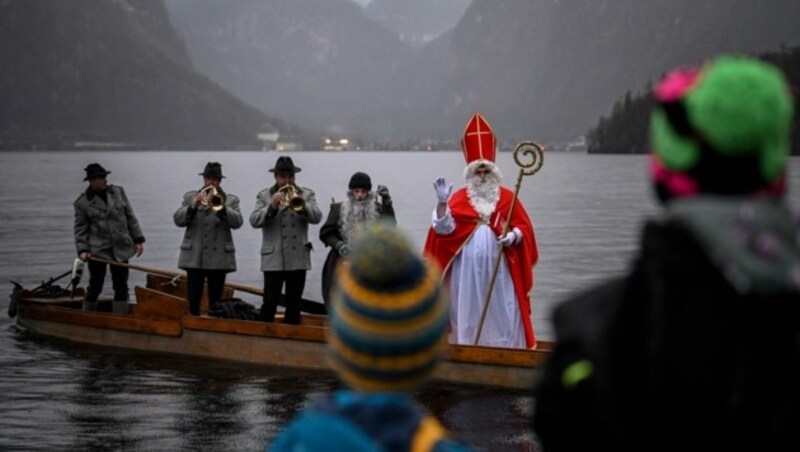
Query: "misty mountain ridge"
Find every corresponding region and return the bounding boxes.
[167,0,800,146]
[364,0,472,47]
[3,0,799,150]
[0,0,308,150]
[165,0,412,140]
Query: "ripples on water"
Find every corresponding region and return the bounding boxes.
[1,325,535,450]
[2,152,798,450]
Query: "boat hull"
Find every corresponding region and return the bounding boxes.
[14,281,548,390]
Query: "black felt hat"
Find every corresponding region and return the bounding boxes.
[269,156,302,174]
[199,161,225,179]
[348,172,372,191]
[83,163,111,181]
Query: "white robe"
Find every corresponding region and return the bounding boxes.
[431,208,526,348]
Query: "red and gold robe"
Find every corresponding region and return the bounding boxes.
[423,186,538,348]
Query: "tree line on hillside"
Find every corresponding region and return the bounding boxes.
[586,46,800,155]
[0,0,313,151]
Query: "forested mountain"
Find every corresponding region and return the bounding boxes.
[423,0,800,144]
[0,0,307,150]
[167,0,800,146]
[586,46,800,155]
[4,0,798,149]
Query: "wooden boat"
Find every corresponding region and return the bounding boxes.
[9,263,550,390]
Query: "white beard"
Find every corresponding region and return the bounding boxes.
[340,192,380,242]
[465,161,502,219]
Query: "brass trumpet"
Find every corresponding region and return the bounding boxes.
[199,185,225,212]
[278,185,305,212]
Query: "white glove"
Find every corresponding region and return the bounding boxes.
[433,177,453,204]
[498,228,522,247]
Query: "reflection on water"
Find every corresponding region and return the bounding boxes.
[1,328,533,450]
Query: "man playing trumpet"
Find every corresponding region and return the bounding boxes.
[174,161,243,316]
[250,156,322,324]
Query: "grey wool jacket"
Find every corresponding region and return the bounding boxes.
[174,188,243,272]
[249,184,323,272]
[74,184,145,261]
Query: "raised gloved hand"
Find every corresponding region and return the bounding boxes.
[376,184,391,204]
[498,228,521,247]
[336,241,350,256]
[433,177,453,204]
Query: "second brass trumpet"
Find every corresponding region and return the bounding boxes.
[278,185,305,212]
[199,185,225,212]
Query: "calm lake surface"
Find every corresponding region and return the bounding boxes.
[2,151,799,450]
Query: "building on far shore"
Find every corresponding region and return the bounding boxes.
[323,137,350,151]
[257,122,280,150]
[275,141,303,151]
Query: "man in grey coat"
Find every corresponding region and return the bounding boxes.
[74,163,145,314]
[174,162,243,316]
[250,156,322,324]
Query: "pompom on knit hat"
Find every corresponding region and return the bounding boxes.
[328,224,449,392]
[649,55,794,202]
[348,171,372,191]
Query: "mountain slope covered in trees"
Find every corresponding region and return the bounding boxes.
[422,0,800,144]
[0,0,307,150]
[586,47,800,155]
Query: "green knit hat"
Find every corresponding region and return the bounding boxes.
[650,55,793,197]
[328,224,448,392]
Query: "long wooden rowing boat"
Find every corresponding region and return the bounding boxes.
[9,268,550,390]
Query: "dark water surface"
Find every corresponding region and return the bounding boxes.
[2,151,798,450]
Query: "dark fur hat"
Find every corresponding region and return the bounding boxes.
[348,172,372,191]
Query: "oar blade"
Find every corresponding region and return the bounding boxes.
[8,281,22,318]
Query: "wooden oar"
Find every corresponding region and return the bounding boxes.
[88,257,327,314]
[473,141,544,345]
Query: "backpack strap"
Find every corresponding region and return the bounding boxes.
[411,415,448,452]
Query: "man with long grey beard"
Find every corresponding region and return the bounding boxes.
[319,171,396,306]
[424,112,538,349]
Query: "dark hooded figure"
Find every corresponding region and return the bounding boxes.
[532,56,800,451]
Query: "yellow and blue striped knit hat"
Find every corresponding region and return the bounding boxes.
[328,224,449,392]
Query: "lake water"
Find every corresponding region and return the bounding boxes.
[2,151,798,450]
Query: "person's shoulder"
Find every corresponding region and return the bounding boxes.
[269,409,377,452]
[451,186,468,199]
[74,191,87,205]
[299,186,316,195]
[499,185,516,196]
[255,186,272,196]
[322,201,342,216]
[552,277,628,340]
